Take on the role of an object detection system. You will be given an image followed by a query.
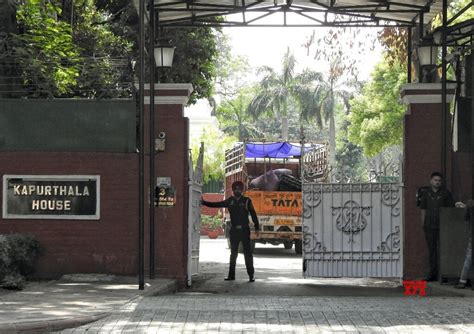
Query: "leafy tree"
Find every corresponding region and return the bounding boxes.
[70,0,133,98]
[215,87,263,141]
[347,58,407,157]
[304,28,375,164]
[13,0,81,97]
[248,47,324,140]
[213,32,251,100]
[158,27,220,105]
[378,0,473,72]
[432,0,474,27]
[3,0,221,101]
[378,27,408,67]
[191,126,237,183]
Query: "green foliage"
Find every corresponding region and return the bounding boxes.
[191,126,237,183]
[432,0,474,27]
[0,234,42,290]
[304,28,375,163]
[214,33,251,99]
[248,48,324,140]
[201,215,222,230]
[378,28,408,67]
[348,58,407,157]
[70,0,133,98]
[335,116,365,179]
[13,0,80,96]
[9,1,220,100]
[159,27,220,105]
[215,87,263,141]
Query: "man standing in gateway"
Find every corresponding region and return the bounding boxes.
[201,181,260,282]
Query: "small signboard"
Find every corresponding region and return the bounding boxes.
[2,175,100,220]
[155,185,176,207]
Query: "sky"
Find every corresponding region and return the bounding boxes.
[223,26,384,82]
[186,23,385,121]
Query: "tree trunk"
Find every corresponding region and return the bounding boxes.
[281,116,289,141]
[328,90,336,165]
[281,102,289,141]
[329,112,336,165]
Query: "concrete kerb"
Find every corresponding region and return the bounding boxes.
[0,277,178,334]
[429,281,474,297]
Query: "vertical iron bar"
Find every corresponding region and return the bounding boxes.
[470,53,474,267]
[149,1,156,280]
[441,0,447,181]
[418,12,424,82]
[138,0,145,291]
[407,27,412,83]
[419,12,424,39]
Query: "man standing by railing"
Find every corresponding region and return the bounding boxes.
[419,172,464,281]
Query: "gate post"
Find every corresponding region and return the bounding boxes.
[400,83,456,280]
[144,83,193,285]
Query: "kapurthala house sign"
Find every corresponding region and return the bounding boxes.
[2,175,100,220]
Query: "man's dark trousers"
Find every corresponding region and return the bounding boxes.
[228,226,254,278]
[423,226,439,279]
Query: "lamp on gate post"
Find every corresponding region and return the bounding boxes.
[154,39,176,69]
[416,36,439,83]
[149,34,175,280]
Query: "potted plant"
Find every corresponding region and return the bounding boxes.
[201,215,223,239]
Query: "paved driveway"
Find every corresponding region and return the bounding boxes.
[62,237,474,333]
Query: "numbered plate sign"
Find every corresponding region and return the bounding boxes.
[156,186,176,207]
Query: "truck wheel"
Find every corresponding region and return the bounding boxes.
[283,241,293,250]
[294,240,302,254]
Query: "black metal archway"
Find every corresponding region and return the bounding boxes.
[137,0,473,289]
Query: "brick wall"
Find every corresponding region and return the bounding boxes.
[403,101,459,279]
[0,152,139,278]
[150,112,189,283]
[201,193,224,216]
[0,85,193,285]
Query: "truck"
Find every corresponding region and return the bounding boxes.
[223,141,328,254]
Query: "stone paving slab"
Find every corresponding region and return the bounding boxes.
[66,294,474,333]
[0,275,177,333]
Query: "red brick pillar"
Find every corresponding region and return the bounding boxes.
[144,83,192,285]
[400,83,456,279]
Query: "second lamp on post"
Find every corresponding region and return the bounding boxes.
[416,36,439,83]
[149,37,175,280]
[154,39,176,78]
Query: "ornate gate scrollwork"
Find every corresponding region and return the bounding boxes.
[302,184,321,219]
[332,200,371,243]
[303,225,326,252]
[377,226,401,251]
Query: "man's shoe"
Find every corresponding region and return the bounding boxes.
[454,282,466,289]
[224,277,235,281]
[249,277,255,282]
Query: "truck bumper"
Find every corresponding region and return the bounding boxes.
[251,232,302,240]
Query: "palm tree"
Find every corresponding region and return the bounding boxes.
[248,48,324,141]
[216,88,263,141]
[317,58,358,164]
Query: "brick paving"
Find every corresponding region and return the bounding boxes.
[62,294,474,333]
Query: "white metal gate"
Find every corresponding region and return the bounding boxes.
[302,181,403,278]
[187,143,203,286]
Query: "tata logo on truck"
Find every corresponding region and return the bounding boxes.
[271,199,300,208]
[246,190,302,216]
